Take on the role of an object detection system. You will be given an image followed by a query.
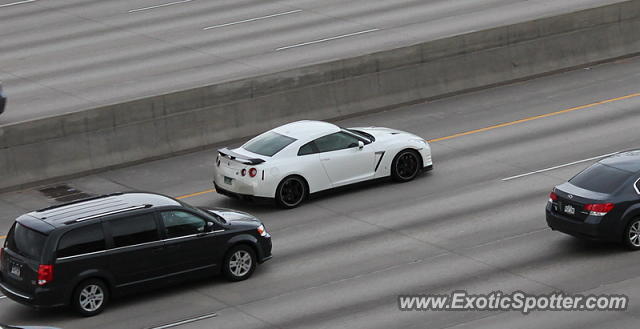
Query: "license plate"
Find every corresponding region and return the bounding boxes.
[564,204,575,215]
[224,176,233,185]
[10,265,20,277]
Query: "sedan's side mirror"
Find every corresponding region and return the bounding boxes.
[358,141,364,150]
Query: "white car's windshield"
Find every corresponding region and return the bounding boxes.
[243,131,296,157]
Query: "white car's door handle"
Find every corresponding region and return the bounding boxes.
[321,158,330,161]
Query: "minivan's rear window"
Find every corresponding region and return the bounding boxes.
[6,223,47,260]
[570,163,634,194]
[243,132,296,157]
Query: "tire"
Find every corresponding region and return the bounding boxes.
[391,149,421,182]
[72,279,109,317]
[275,176,307,209]
[223,245,257,281]
[623,218,640,250]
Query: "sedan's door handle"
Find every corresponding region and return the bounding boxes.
[151,246,164,253]
[320,158,331,161]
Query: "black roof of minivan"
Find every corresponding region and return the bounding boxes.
[21,192,180,228]
[599,150,640,173]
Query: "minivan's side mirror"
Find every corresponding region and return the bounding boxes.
[357,141,364,150]
[205,221,215,231]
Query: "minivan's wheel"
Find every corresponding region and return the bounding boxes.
[275,176,307,209]
[223,245,257,281]
[624,218,640,250]
[72,279,109,316]
[392,149,421,182]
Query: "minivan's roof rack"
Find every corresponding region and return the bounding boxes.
[63,204,152,224]
[36,192,124,213]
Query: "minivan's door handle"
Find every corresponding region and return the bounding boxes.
[321,158,330,161]
[151,246,164,253]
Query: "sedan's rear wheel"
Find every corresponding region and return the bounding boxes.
[276,176,307,208]
[392,149,421,182]
[624,218,640,250]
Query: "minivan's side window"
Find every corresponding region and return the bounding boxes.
[160,211,207,239]
[313,132,360,153]
[110,214,159,248]
[57,224,105,258]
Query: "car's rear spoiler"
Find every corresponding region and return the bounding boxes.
[218,148,265,165]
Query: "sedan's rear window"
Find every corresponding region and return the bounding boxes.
[569,163,634,194]
[5,223,47,260]
[243,131,296,157]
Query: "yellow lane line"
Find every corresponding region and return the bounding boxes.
[427,92,640,143]
[175,92,640,200]
[176,189,216,200]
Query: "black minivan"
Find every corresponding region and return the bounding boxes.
[547,150,640,249]
[0,192,272,316]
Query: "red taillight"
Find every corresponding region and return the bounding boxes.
[241,169,247,176]
[549,192,558,202]
[249,168,257,177]
[37,264,54,286]
[216,159,221,167]
[583,203,615,215]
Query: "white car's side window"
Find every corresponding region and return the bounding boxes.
[314,133,360,153]
[298,142,317,156]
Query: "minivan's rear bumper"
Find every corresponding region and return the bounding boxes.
[0,276,65,309]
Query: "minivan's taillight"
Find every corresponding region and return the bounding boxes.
[583,203,615,216]
[37,264,54,286]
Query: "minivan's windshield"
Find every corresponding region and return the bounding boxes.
[5,223,47,260]
[243,132,296,157]
[570,163,634,194]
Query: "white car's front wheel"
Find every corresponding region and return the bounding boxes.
[392,149,421,182]
[276,176,307,209]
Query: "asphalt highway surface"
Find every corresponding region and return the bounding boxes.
[0,55,639,328]
[0,0,625,124]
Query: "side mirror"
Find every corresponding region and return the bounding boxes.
[205,221,215,232]
[358,141,364,150]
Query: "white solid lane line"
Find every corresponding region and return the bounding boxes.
[128,0,193,13]
[203,9,303,30]
[276,28,380,51]
[0,0,35,8]
[149,313,217,329]
[501,152,620,181]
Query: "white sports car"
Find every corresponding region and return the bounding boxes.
[213,120,432,208]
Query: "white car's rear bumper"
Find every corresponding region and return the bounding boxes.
[213,166,274,198]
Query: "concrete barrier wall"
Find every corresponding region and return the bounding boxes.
[1,0,639,190]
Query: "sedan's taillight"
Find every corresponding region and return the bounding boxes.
[249,168,257,177]
[549,192,558,202]
[37,264,54,286]
[583,203,615,216]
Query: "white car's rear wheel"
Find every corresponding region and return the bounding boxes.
[276,176,307,209]
[392,149,421,182]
